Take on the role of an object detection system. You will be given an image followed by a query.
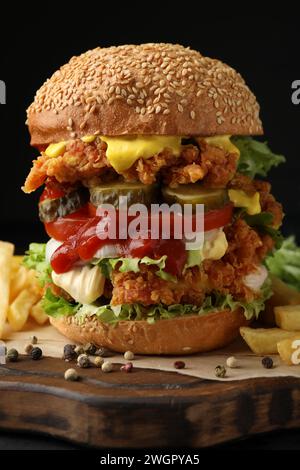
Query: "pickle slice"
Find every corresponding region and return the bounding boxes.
[89,182,158,208]
[39,188,89,223]
[162,185,228,211]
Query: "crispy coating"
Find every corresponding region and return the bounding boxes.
[110,219,274,306]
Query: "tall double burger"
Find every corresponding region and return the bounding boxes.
[23,44,284,354]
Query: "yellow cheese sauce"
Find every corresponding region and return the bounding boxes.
[228,189,261,215]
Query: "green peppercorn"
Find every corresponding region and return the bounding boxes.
[215,365,226,378]
[63,344,77,362]
[77,354,90,368]
[262,356,273,369]
[83,343,97,355]
[31,347,43,360]
[24,344,33,354]
[74,345,84,355]
[7,348,19,362]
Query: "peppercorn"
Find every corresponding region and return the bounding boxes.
[83,342,97,355]
[120,362,133,373]
[94,356,104,367]
[24,344,33,354]
[226,356,238,368]
[30,335,38,345]
[64,368,79,381]
[63,344,77,362]
[174,361,185,369]
[31,347,43,360]
[96,347,113,357]
[6,348,19,362]
[124,351,135,361]
[262,356,273,369]
[215,365,226,378]
[74,345,84,355]
[77,354,90,368]
[101,361,113,373]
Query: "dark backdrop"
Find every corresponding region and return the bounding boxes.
[0,7,299,253]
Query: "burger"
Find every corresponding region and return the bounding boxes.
[23,44,285,355]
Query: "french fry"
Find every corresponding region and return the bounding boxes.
[9,265,28,303]
[277,336,300,365]
[7,289,39,331]
[0,241,14,338]
[240,326,298,355]
[30,300,48,325]
[274,305,300,331]
[262,275,300,326]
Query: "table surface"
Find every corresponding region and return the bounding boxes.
[0,429,300,450]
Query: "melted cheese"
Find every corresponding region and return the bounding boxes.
[228,189,261,215]
[45,142,66,158]
[52,265,105,304]
[100,135,182,173]
[203,135,240,156]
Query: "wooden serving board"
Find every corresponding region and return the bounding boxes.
[0,356,300,447]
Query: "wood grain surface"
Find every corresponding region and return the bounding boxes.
[0,356,300,448]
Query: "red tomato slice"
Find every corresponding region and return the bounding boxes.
[204,203,233,231]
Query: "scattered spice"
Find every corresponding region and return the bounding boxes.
[262,356,273,369]
[30,335,38,345]
[101,361,113,373]
[63,344,77,362]
[94,356,104,368]
[83,343,97,355]
[74,345,84,355]
[174,361,185,369]
[215,365,226,378]
[64,368,79,381]
[96,347,114,357]
[77,354,90,368]
[7,348,19,362]
[226,356,238,368]
[31,347,43,360]
[124,351,135,361]
[120,362,133,373]
[24,344,33,354]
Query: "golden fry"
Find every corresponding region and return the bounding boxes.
[277,336,300,365]
[0,241,14,338]
[274,305,300,331]
[240,326,298,355]
[30,300,48,325]
[7,289,39,331]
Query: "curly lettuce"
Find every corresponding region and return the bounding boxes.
[23,243,52,286]
[266,236,300,290]
[42,289,81,318]
[233,136,285,178]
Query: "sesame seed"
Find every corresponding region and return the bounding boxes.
[177,104,183,112]
[190,110,195,119]
[155,105,161,114]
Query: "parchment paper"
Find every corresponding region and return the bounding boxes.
[3,322,300,381]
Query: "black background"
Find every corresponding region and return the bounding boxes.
[0,2,299,451]
[0,6,299,252]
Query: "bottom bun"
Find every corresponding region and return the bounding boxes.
[50,308,248,355]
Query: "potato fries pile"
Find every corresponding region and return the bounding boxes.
[0,241,48,338]
[240,275,300,366]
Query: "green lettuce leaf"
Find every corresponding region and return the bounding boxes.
[42,288,81,318]
[23,243,52,286]
[98,255,176,282]
[233,136,285,178]
[73,278,272,325]
[266,236,300,290]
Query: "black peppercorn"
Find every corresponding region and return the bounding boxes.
[63,344,77,362]
[215,365,226,378]
[96,347,113,357]
[262,356,273,369]
[31,347,43,360]
[7,348,19,362]
[174,361,185,369]
[83,343,97,355]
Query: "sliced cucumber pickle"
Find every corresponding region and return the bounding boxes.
[162,185,228,211]
[39,188,89,223]
[89,182,158,208]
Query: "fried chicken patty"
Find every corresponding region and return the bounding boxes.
[23,138,238,192]
[110,219,275,307]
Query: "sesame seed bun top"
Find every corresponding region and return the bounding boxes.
[27,43,263,146]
